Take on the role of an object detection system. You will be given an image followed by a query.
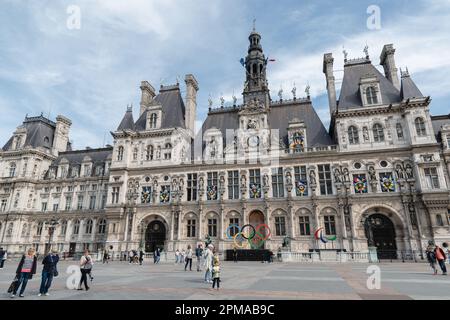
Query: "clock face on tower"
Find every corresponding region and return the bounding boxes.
[247,135,260,148]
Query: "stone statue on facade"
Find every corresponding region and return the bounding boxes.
[395,164,404,179]
[405,164,414,179]
[309,169,316,185]
[368,166,377,182]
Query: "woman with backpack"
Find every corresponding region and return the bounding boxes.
[11,248,37,298]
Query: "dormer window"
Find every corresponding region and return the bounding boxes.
[15,136,22,150]
[150,113,157,128]
[348,126,359,144]
[9,162,16,178]
[365,86,378,105]
[372,123,385,142]
[44,136,50,144]
[415,117,426,136]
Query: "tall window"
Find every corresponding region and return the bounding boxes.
[60,220,67,236]
[73,220,80,235]
[271,168,285,198]
[372,124,385,142]
[275,216,286,236]
[85,219,93,234]
[53,203,59,212]
[207,172,218,201]
[187,219,196,238]
[41,202,47,212]
[415,117,427,136]
[187,173,198,201]
[396,123,404,139]
[117,146,124,161]
[229,218,239,237]
[77,195,84,210]
[164,143,172,160]
[366,86,378,105]
[146,145,154,161]
[299,216,310,236]
[447,136,450,149]
[1,199,7,212]
[294,166,308,196]
[228,171,239,200]
[324,216,336,235]
[112,187,120,204]
[208,218,217,237]
[150,113,157,128]
[424,167,440,189]
[249,169,261,199]
[89,196,96,210]
[37,222,44,236]
[9,162,16,178]
[98,219,107,234]
[436,214,444,226]
[318,164,333,195]
[348,126,359,144]
[101,194,107,209]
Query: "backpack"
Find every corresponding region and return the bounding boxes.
[427,250,436,262]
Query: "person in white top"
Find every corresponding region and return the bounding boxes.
[184,245,193,271]
[78,249,93,291]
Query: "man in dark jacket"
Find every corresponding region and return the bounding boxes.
[0,247,6,269]
[38,249,59,296]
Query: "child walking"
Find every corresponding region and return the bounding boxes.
[212,254,221,290]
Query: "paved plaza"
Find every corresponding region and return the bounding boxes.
[0,259,449,300]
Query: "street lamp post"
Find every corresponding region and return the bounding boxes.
[45,217,59,255]
[140,221,145,251]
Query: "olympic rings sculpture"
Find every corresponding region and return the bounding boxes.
[225,224,271,249]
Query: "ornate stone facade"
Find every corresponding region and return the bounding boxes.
[1,29,450,258]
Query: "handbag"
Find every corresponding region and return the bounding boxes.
[7,276,18,294]
[53,270,59,277]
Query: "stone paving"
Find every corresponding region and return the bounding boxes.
[0,258,449,300]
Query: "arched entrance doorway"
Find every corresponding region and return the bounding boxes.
[364,214,397,259]
[145,220,166,253]
[248,210,267,249]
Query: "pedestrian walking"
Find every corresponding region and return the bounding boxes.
[435,244,447,275]
[184,245,193,271]
[442,242,449,264]
[180,249,186,264]
[78,249,93,291]
[103,247,110,264]
[128,250,134,264]
[175,249,180,264]
[38,249,59,296]
[154,248,161,264]
[203,244,213,283]
[0,247,7,269]
[426,241,438,275]
[195,244,203,272]
[11,248,37,298]
[139,249,144,265]
[232,247,238,263]
[212,254,221,290]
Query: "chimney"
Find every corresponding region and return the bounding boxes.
[323,53,337,115]
[140,81,156,116]
[380,44,400,90]
[184,74,199,133]
[53,115,72,154]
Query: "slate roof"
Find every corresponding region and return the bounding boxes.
[200,99,333,148]
[337,59,401,110]
[400,73,423,100]
[51,147,113,166]
[117,108,135,131]
[431,114,450,142]
[133,85,186,131]
[2,115,56,151]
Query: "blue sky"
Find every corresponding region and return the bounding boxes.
[1,0,450,149]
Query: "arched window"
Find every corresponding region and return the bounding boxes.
[98,219,107,234]
[9,162,16,177]
[146,145,154,161]
[348,126,359,144]
[436,214,444,226]
[15,136,22,150]
[73,220,80,235]
[373,123,385,142]
[60,220,67,236]
[415,117,427,136]
[117,146,124,161]
[85,219,93,234]
[165,143,172,149]
[366,86,378,105]
[150,113,157,128]
[252,63,257,74]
